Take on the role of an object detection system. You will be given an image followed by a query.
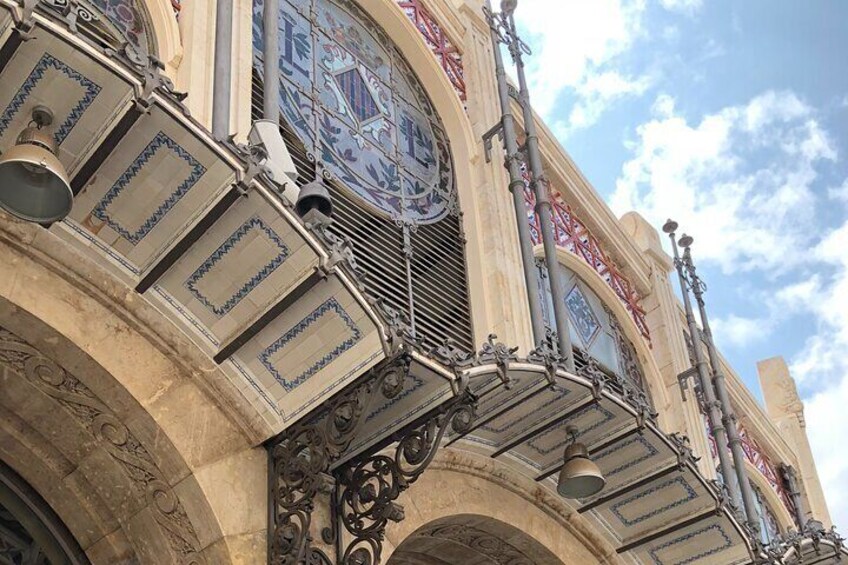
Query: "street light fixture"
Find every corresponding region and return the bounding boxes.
[0,106,72,223]
[557,425,605,499]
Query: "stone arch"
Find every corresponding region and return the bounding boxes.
[139,0,184,70]
[387,514,563,565]
[383,448,624,565]
[548,247,673,427]
[0,218,268,562]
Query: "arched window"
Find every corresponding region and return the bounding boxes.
[538,263,648,396]
[252,0,473,351]
[752,482,782,544]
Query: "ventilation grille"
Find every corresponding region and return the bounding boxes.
[252,71,474,352]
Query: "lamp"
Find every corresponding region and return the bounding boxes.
[0,106,72,223]
[557,425,605,499]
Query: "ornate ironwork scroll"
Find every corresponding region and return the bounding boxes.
[268,354,412,565]
[335,390,476,565]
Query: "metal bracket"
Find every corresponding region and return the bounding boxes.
[477,334,518,388]
[334,390,477,565]
[676,367,698,401]
[482,120,504,163]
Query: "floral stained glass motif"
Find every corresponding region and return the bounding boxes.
[252,0,456,224]
[89,0,152,55]
[565,284,601,347]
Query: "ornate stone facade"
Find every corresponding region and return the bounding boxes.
[0,0,836,563]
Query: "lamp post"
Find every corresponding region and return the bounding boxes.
[484,0,546,348]
[486,0,575,371]
[679,236,760,539]
[663,221,739,510]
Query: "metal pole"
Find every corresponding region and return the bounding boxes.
[663,222,739,509]
[212,0,233,139]
[263,0,280,123]
[485,0,546,347]
[682,241,760,538]
[507,11,574,372]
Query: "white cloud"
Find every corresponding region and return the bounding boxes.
[611,90,835,274]
[658,0,703,16]
[612,90,847,528]
[711,314,770,348]
[513,0,648,133]
[565,71,653,134]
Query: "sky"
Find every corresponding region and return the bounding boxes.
[511,0,848,532]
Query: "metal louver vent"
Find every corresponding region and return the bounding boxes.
[252,71,474,352]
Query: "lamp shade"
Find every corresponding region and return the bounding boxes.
[0,126,72,223]
[557,440,605,499]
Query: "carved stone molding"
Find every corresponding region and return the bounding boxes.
[0,326,206,564]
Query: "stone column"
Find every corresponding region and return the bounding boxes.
[620,212,713,478]
[453,1,536,352]
[758,356,832,527]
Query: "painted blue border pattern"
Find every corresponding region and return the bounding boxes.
[186,216,290,317]
[260,297,362,392]
[595,434,660,478]
[525,404,615,457]
[647,524,733,565]
[610,476,698,527]
[481,386,570,434]
[92,131,207,244]
[0,53,101,144]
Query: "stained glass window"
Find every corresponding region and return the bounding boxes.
[252,0,456,224]
[40,0,153,58]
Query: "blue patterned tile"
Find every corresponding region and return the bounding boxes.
[647,524,733,565]
[185,216,290,317]
[595,435,660,478]
[92,131,207,244]
[0,52,101,144]
[152,285,220,346]
[481,386,570,434]
[260,297,362,392]
[566,284,601,346]
[525,404,615,457]
[610,476,698,527]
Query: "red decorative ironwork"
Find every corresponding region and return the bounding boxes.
[523,170,651,342]
[706,418,797,521]
[396,0,466,101]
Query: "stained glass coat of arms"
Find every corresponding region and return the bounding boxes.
[252,0,456,224]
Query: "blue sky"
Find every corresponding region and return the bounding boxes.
[513,0,848,531]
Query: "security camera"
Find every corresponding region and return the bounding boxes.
[248,120,299,204]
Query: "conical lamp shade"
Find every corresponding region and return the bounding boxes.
[0,129,72,223]
[557,442,605,499]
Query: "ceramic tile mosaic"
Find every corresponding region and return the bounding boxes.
[632,515,749,565]
[232,275,384,425]
[0,28,133,175]
[153,194,320,348]
[65,105,236,276]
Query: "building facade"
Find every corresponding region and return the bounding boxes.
[0,0,841,563]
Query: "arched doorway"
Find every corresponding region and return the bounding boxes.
[387,514,563,565]
[0,460,87,564]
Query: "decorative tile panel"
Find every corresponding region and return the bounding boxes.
[185,216,290,317]
[91,131,207,245]
[609,476,698,527]
[525,404,615,457]
[259,297,362,392]
[0,53,101,145]
[595,434,660,479]
[565,284,601,346]
[646,524,733,565]
[481,386,570,435]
